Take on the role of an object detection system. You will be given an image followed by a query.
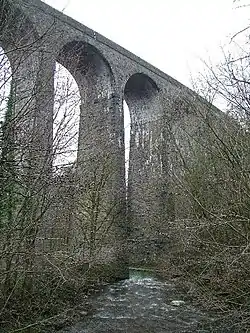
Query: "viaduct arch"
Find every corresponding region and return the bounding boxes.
[0,0,214,279]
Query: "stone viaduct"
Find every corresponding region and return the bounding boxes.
[0,0,215,279]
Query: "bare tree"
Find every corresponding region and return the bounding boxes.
[157,16,250,330]
[0,3,126,329]
[0,14,85,331]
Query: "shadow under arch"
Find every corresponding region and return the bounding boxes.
[125,73,159,100]
[0,1,51,168]
[124,72,160,177]
[123,72,160,178]
[0,0,48,145]
[0,0,39,60]
[57,41,115,98]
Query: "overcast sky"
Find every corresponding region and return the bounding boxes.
[42,0,250,88]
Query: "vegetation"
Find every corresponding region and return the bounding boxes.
[1,0,250,332]
[159,12,250,331]
[0,5,120,331]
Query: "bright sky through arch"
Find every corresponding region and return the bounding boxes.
[42,0,249,88]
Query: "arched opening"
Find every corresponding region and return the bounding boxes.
[56,41,115,170]
[53,63,81,171]
[124,73,159,122]
[124,73,159,181]
[124,73,160,253]
[0,0,47,168]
